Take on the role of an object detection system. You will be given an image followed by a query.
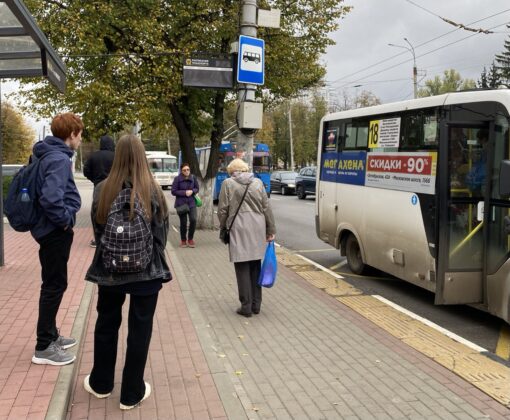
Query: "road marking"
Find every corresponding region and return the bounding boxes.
[293,253,344,279]
[329,260,348,270]
[373,295,487,353]
[495,324,510,360]
[292,248,338,253]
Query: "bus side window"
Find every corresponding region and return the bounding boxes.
[345,123,356,149]
[356,122,369,148]
[402,112,422,148]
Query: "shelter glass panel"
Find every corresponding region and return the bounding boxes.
[0,3,22,28]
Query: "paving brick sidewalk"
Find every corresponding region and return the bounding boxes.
[0,227,93,420]
[3,192,510,419]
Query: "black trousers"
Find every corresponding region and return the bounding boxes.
[89,286,159,406]
[234,260,262,314]
[178,206,197,241]
[35,228,74,351]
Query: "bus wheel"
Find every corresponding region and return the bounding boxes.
[345,234,367,275]
[297,185,306,199]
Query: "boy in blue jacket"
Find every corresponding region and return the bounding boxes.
[30,113,83,366]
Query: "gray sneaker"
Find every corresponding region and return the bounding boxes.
[55,335,77,349]
[32,342,76,366]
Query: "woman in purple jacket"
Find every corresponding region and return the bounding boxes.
[171,163,199,248]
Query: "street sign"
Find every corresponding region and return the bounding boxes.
[183,55,233,89]
[237,35,264,85]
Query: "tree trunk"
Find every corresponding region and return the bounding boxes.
[196,178,215,230]
[170,91,225,230]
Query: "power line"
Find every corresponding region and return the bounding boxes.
[328,8,510,86]
[330,20,510,91]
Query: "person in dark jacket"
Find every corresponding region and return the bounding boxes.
[171,163,199,248]
[83,135,115,186]
[84,134,171,411]
[83,135,115,247]
[30,112,83,366]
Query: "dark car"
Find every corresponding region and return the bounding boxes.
[270,171,298,195]
[295,166,316,199]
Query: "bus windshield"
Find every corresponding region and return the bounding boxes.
[148,157,178,173]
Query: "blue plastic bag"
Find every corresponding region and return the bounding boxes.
[258,241,277,288]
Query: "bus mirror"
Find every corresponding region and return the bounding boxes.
[499,160,510,197]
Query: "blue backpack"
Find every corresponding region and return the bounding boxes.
[3,153,53,232]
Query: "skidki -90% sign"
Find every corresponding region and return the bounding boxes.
[365,152,437,194]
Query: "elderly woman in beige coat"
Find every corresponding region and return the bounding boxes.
[218,158,276,317]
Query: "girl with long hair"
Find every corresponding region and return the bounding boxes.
[84,134,171,410]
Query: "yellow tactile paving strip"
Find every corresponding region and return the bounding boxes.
[276,248,510,407]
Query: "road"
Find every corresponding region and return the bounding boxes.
[269,191,506,359]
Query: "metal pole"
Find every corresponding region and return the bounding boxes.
[404,38,418,99]
[0,80,4,266]
[288,101,294,171]
[388,39,418,99]
[236,0,258,168]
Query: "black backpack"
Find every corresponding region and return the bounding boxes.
[101,188,153,273]
[4,153,54,232]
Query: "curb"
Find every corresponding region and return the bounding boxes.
[45,281,95,420]
[167,241,248,420]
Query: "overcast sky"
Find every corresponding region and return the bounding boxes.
[2,0,510,140]
[323,0,510,104]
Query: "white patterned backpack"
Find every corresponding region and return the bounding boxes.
[102,188,153,273]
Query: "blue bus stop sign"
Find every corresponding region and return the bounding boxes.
[237,35,264,85]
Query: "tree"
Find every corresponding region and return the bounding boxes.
[268,92,327,168]
[18,0,350,228]
[495,24,510,85]
[418,69,475,97]
[478,62,501,88]
[1,102,35,164]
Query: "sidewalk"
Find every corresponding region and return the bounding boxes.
[1,211,510,419]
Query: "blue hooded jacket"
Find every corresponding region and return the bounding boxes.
[30,136,81,240]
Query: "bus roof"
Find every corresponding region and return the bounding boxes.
[322,88,510,122]
[145,151,177,158]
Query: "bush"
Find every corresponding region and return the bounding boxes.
[2,175,13,201]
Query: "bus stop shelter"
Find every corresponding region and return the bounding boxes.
[0,0,67,266]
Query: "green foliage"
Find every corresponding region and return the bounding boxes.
[270,93,327,169]
[418,69,476,97]
[1,102,35,163]
[18,0,350,158]
[478,62,502,89]
[495,24,510,85]
[2,176,13,201]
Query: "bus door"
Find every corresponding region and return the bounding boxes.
[436,121,493,305]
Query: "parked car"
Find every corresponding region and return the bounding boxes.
[295,166,317,199]
[270,171,298,195]
[2,164,23,177]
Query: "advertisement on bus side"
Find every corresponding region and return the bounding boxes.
[365,151,437,194]
[320,151,366,185]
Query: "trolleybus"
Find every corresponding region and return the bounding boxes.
[195,142,271,200]
[316,89,510,323]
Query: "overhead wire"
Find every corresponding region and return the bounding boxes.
[330,20,510,91]
[328,7,510,86]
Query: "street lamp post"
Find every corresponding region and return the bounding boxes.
[388,37,418,99]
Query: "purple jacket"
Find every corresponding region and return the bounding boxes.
[171,174,199,208]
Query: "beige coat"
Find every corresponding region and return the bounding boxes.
[217,172,276,263]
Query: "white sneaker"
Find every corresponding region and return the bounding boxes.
[120,382,151,410]
[83,375,111,399]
